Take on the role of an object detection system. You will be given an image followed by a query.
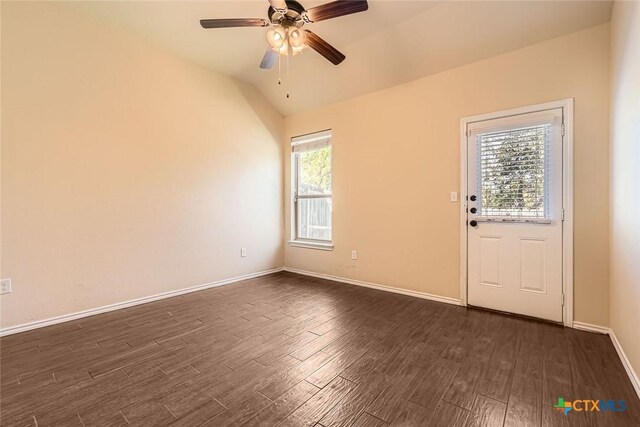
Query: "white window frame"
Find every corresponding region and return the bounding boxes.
[289,130,334,251]
[459,99,574,327]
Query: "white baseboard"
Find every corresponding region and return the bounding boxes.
[609,328,640,399]
[2,265,637,401]
[0,267,283,337]
[282,267,462,306]
[572,321,610,335]
[573,321,640,399]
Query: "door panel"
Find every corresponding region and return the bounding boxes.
[518,238,546,293]
[479,236,502,287]
[467,108,563,322]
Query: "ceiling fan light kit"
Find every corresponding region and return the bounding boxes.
[267,26,306,55]
[200,0,369,98]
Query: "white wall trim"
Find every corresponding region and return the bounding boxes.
[0,267,283,337]
[572,322,640,399]
[459,114,469,307]
[2,264,637,399]
[459,98,575,326]
[287,240,334,251]
[610,328,640,399]
[282,267,462,306]
[572,321,610,335]
[562,99,575,327]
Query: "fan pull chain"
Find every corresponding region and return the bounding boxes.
[286,51,290,99]
[278,52,282,86]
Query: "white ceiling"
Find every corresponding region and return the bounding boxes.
[69,0,613,116]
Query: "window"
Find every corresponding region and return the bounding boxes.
[291,130,332,249]
[477,124,550,218]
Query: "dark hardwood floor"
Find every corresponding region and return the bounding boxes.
[1,272,638,426]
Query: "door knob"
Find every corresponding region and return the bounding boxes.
[470,195,477,201]
[470,207,477,214]
[469,220,478,227]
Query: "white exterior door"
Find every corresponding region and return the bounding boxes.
[466,108,564,322]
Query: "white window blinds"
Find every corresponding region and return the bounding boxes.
[477,124,551,218]
[291,129,332,153]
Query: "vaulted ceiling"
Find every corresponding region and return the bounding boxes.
[69,1,613,116]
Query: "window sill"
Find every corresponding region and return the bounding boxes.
[288,240,334,251]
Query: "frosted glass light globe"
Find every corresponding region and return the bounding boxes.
[288,27,306,49]
[267,27,286,49]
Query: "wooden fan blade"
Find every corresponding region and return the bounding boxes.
[268,0,288,11]
[200,18,269,29]
[260,48,279,69]
[304,30,345,65]
[304,0,368,23]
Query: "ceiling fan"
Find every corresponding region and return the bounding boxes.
[200,0,369,69]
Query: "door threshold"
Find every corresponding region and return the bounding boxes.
[467,304,564,327]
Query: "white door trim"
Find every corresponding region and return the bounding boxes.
[459,98,574,326]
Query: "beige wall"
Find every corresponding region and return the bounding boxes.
[284,24,611,326]
[610,1,640,380]
[0,2,617,333]
[0,2,284,328]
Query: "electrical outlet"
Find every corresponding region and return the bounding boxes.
[450,191,458,202]
[0,279,12,295]
[241,248,247,258]
[351,250,357,260]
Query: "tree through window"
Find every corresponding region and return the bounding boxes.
[478,124,549,218]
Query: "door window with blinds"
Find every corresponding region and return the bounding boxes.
[475,121,553,219]
[292,130,332,245]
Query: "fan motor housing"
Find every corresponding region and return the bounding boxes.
[268,0,306,26]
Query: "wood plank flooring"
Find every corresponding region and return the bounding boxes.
[1,272,638,426]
